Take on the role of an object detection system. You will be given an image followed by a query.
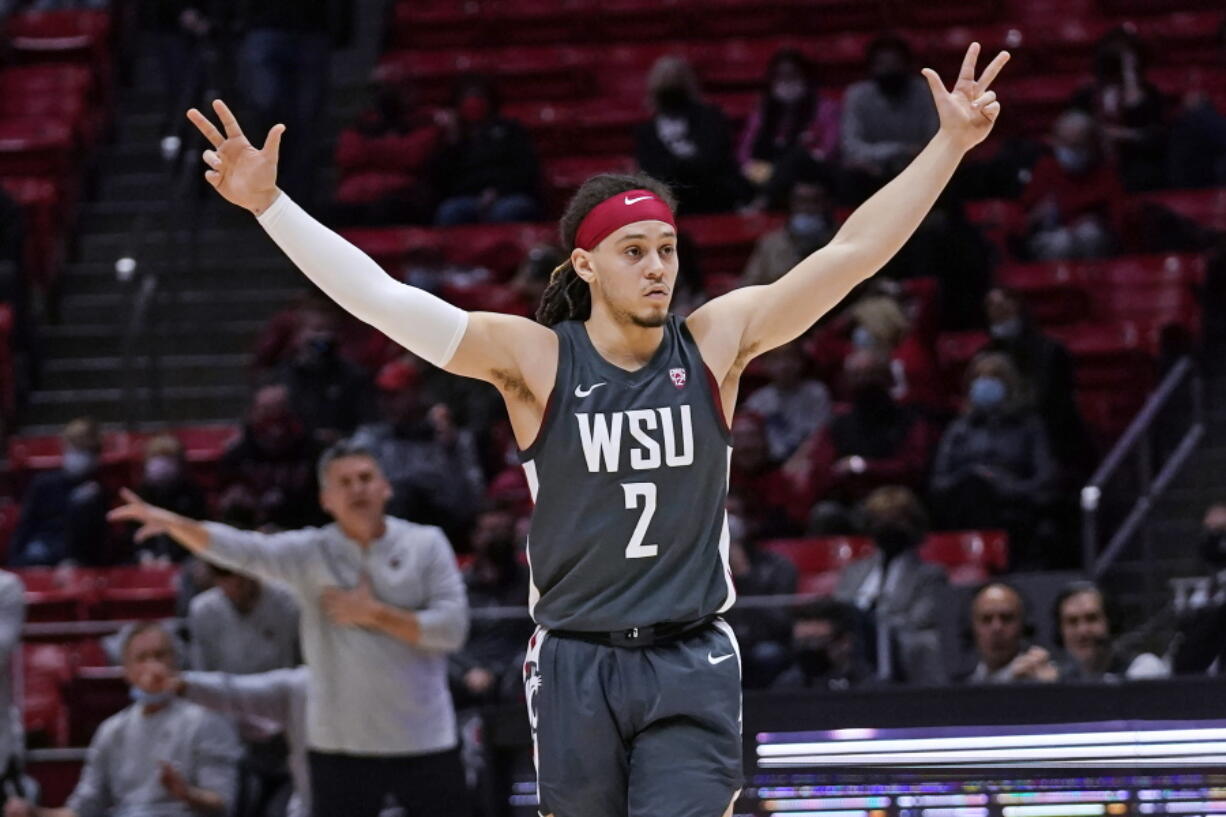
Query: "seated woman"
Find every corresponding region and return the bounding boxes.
[737,49,841,209]
[929,353,1058,568]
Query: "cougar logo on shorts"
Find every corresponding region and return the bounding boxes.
[524,661,542,730]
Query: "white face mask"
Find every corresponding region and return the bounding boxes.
[772,79,807,104]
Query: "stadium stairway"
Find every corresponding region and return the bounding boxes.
[20,1,388,434]
[1098,353,1226,628]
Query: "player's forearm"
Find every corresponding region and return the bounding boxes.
[826,129,965,275]
[182,786,226,813]
[254,193,468,368]
[154,509,212,554]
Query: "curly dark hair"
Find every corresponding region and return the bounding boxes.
[535,172,677,326]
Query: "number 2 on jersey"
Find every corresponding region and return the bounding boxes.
[622,482,659,559]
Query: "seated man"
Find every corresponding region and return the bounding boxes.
[771,599,869,691]
[1055,581,1167,681]
[10,621,240,817]
[835,486,948,684]
[189,566,300,675]
[958,582,1058,684]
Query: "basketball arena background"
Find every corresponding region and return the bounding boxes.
[0,0,1225,815]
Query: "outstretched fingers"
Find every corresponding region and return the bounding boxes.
[212,98,245,140]
[921,67,946,98]
[958,42,981,84]
[186,108,224,148]
[976,50,1011,94]
[262,123,286,161]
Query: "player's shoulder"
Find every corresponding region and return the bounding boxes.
[188,585,227,617]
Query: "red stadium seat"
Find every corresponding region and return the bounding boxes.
[21,643,71,746]
[0,176,64,290]
[1140,188,1226,233]
[679,212,784,279]
[759,536,875,576]
[0,121,74,181]
[92,566,179,620]
[65,667,127,747]
[170,425,241,465]
[920,530,1009,574]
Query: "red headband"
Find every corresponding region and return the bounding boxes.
[574,189,676,251]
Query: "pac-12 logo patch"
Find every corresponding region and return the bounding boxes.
[669,367,687,389]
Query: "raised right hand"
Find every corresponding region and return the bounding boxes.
[186,99,285,216]
[107,488,173,543]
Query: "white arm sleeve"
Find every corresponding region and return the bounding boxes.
[256,192,469,368]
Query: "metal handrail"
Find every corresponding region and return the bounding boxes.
[1080,356,1205,578]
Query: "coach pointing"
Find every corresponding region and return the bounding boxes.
[110,440,470,817]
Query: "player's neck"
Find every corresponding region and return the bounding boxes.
[584,305,665,371]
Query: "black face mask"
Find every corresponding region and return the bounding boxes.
[654,86,690,114]
[851,384,893,415]
[874,72,908,97]
[795,643,835,678]
[1201,531,1226,567]
[873,525,918,558]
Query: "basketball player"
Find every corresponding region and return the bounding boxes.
[176,43,1007,817]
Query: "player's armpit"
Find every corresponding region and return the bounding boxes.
[444,312,558,407]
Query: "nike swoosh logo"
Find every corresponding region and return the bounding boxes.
[624,195,652,205]
[708,652,735,665]
[574,382,607,398]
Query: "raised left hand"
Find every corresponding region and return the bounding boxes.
[322,574,381,628]
[922,43,1010,152]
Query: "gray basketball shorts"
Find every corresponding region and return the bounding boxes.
[522,618,743,817]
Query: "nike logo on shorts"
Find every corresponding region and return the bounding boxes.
[624,195,652,205]
[574,382,607,398]
[707,652,734,665]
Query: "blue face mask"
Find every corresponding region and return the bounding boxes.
[851,325,878,350]
[1054,145,1092,174]
[969,376,1007,410]
[989,318,1023,340]
[62,448,95,478]
[130,687,175,707]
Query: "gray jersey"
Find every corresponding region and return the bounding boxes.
[520,314,735,631]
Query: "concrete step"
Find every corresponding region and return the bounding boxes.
[41,354,249,391]
[58,288,299,326]
[76,227,286,265]
[63,257,302,294]
[25,384,249,427]
[39,320,262,358]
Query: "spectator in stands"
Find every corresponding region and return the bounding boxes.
[219,384,323,530]
[740,167,839,286]
[277,305,373,444]
[835,487,947,684]
[1168,21,1226,188]
[7,621,241,817]
[1020,110,1125,261]
[175,667,310,817]
[255,291,376,373]
[333,80,441,226]
[508,244,566,317]
[738,49,841,209]
[237,0,348,207]
[0,571,25,810]
[635,56,748,214]
[1054,581,1168,681]
[930,353,1058,567]
[840,34,939,203]
[431,75,541,226]
[189,566,299,817]
[979,288,1093,474]
[450,507,532,708]
[724,511,796,688]
[110,439,471,817]
[1172,502,1226,675]
[771,600,869,691]
[845,293,941,409]
[352,359,485,546]
[959,582,1058,684]
[189,565,299,674]
[1072,28,1168,192]
[133,434,207,564]
[10,418,110,566]
[743,341,832,463]
[729,414,807,537]
[800,350,932,533]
